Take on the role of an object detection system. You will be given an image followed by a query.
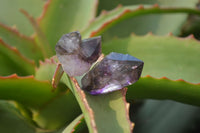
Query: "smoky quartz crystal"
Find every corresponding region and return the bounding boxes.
[55,31,101,76]
[81,52,144,95]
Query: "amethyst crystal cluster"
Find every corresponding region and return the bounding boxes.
[55,31,144,95]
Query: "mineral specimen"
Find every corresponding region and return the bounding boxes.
[55,31,101,76]
[81,52,144,95]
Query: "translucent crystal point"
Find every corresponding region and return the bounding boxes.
[81,52,144,95]
[55,31,101,76]
[55,31,81,55]
[80,36,101,63]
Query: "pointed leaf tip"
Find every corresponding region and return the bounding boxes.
[52,64,64,89]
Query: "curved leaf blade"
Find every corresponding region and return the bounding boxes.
[103,34,200,83]
[81,4,200,38]
[34,58,81,130]
[127,76,200,106]
[102,34,200,106]
[33,91,81,130]
[69,77,133,133]
[0,0,45,35]
[0,23,44,62]
[62,114,88,133]
[0,39,35,76]
[0,74,59,108]
[38,0,98,50]
[20,9,53,58]
[96,0,199,39]
[0,100,36,133]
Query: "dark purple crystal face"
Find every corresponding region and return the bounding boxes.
[81,52,144,95]
[55,31,101,76]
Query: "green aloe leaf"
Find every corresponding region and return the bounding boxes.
[20,9,53,58]
[0,100,36,133]
[0,57,82,130]
[62,114,88,133]
[34,57,59,81]
[103,34,200,83]
[0,23,44,62]
[38,0,98,50]
[0,0,45,35]
[34,58,81,130]
[127,76,200,106]
[0,74,60,108]
[67,77,133,133]
[0,39,35,76]
[97,0,199,11]
[33,91,81,130]
[102,34,200,105]
[96,0,199,39]
[82,4,200,38]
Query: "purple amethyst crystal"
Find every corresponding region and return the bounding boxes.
[81,52,144,95]
[55,31,101,76]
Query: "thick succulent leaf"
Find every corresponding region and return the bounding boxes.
[0,0,45,35]
[0,23,44,61]
[0,58,81,130]
[95,0,199,39]
[103,34,200,83]
[38,0,98,50]
[62,114,88,133]
[67,77,133,133]
[20,9,53,58]
[97,0,199,14]
[35,57,58,81]
[82,5,200,38]
[98,0,198,14]
[127,76,200,106]
[131,100,200,133]
[82,4,200,38]
[0,100,36,133]
[103,34,200,105]
[0,39,35,76]
[0,74,60,108]
[33,91,81,130]
[34,58,81,130]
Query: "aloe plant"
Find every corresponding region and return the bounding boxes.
[0,0,200,133]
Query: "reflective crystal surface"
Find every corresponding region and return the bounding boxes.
[81,52,144,95]
[55,31,101,76]
[80,36,101,63]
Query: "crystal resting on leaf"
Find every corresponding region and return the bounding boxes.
[81,52,144,95]
[55,31,101,76]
